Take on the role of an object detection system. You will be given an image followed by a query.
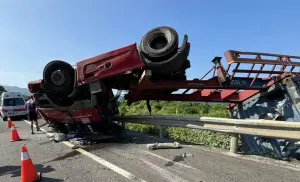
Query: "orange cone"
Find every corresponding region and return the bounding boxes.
[11,123,21,142]
[21,145,41,182]
[7,117,12,128]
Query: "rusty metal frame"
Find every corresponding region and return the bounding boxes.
[222,50,300,108]
[125,50,300,106]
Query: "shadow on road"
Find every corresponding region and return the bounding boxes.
[38,176,64,182]
[81,131,203,153]
[20,138,32,142]
[81,131,173,152]
[0,164,55,177]
[39,140,54,145]
[43,150,81,164]
[165,154,186,167]
[39,123,49,128]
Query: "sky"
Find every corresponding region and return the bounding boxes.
[0,0,299,88]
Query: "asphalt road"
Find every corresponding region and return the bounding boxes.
[1,118,300,182]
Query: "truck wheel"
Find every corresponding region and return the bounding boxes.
[140,26,178,59]
[43,60,75,96]
[139,26,190,74]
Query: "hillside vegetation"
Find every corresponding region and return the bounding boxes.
[2,85,31,96]
[0,86,6,94]
[119,101,232,150]
[0,86,30,101]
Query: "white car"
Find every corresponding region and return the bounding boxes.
[0,92,27,121]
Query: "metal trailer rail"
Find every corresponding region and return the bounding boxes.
[125,50,300,107]
[112,115,300,154]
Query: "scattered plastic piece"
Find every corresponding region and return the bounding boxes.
[146,142,181,150]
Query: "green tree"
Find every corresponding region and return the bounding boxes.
[23,95,31,101]
[0,86,7,95]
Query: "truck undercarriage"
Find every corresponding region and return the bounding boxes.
[28,26,300,141]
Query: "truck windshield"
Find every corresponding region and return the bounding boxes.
[3,98,25,106]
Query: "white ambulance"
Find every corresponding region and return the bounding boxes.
[0,92,27,121]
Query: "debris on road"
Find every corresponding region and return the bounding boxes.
[181,152,193,158]
[50,133,66,142]
[48,130,116,150]
[147,142,181,150]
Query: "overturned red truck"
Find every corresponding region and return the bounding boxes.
[28,26,191,134]
[28,26,300,143]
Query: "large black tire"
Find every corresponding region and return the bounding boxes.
[43,60,75,96]
[140,26,179,59]
[139,29,190,74]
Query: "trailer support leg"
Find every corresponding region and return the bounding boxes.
[230,133,239,154]
[159,126,165,139]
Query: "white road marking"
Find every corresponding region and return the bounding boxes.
[183,144,300,172]
[139,149,200,171]
[140,158,189,182]
[23,120,147,182]
[102,147,194,181]
[168,167,183,174]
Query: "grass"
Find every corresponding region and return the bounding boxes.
[119,101,232,150]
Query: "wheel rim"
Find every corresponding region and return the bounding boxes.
[150,36,168,49]
[51,70,66,86]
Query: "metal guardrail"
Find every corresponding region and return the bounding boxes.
[112,115,300,154]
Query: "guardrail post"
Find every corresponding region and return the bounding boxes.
[122,122,126,130]
[230,133,239,154]
[159,126,165,139]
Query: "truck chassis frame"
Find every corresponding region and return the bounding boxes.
[124,50,300,108]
